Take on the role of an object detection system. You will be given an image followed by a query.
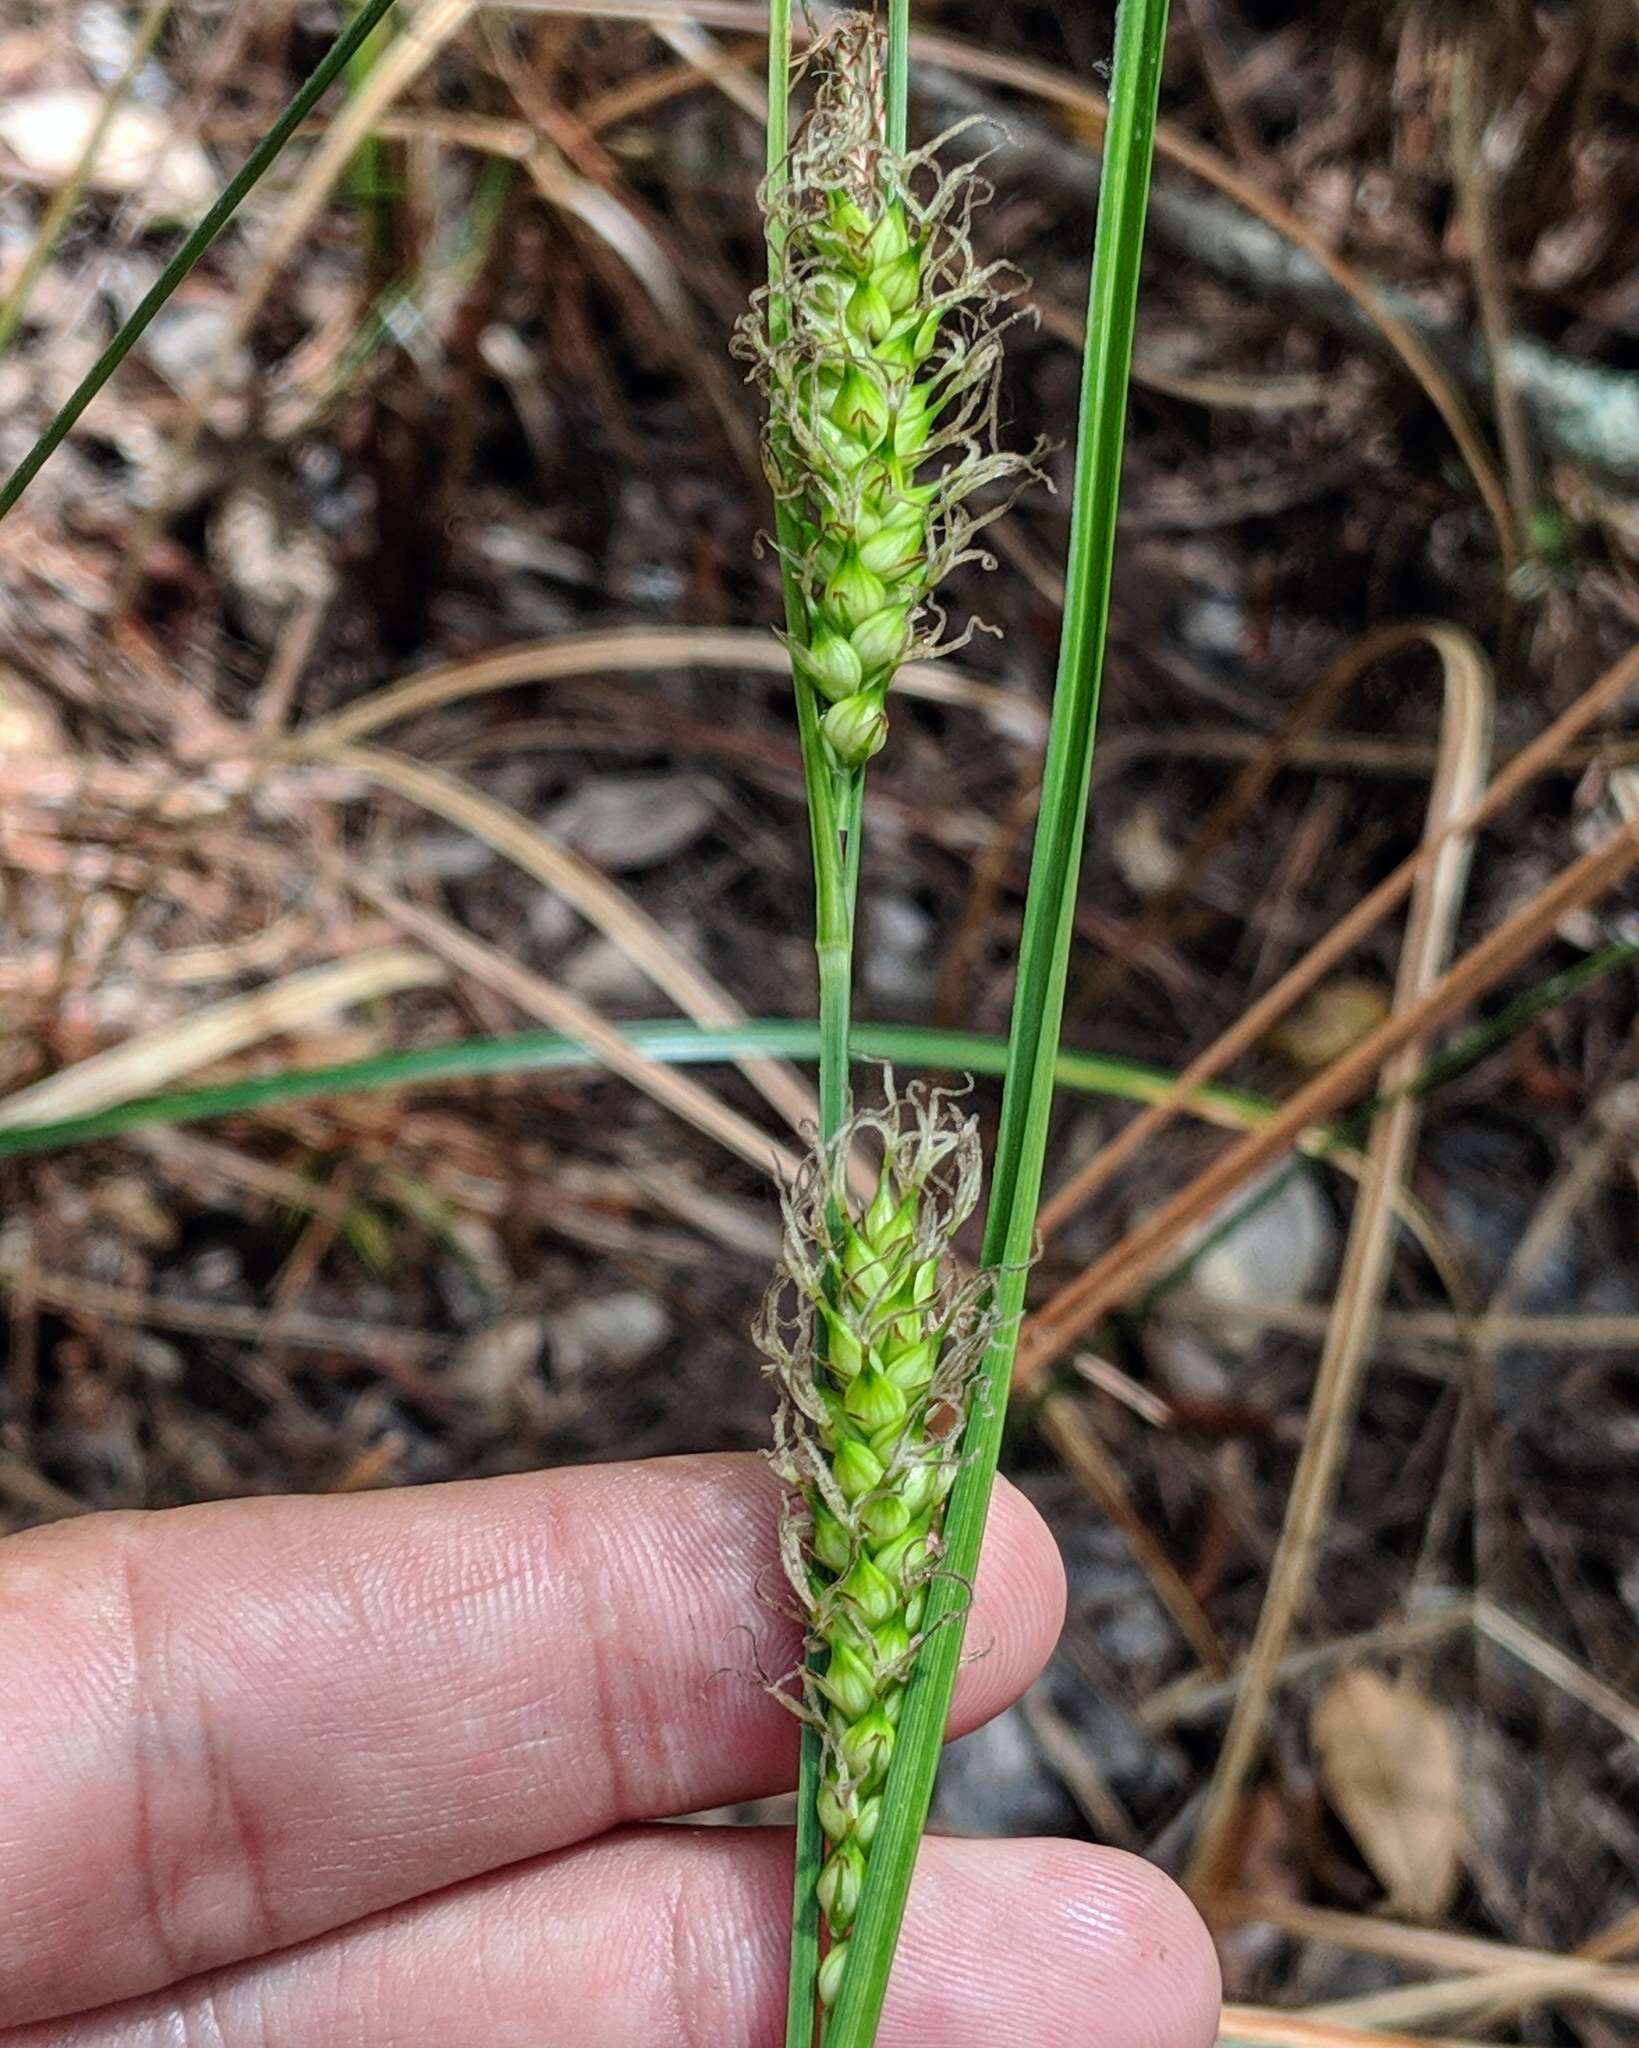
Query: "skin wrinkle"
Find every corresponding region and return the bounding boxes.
[568,1514,639,1827]
[621,1468,791,1808]
[116,1528,191,1995]
[178,1980,236,2048]
[660,1841,706,2048]
[190,1660,281,1971]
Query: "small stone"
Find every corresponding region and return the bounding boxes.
[1173,1164,1337,1329]
[861,893,935,1008]
[546,775,717,871]
[0,92,214,220]
[1112,801,1184,897]
[932,1699,1081,1839]
[547,1291,671,1378]
[452,1317,546,1417]
[566,919,703,1004]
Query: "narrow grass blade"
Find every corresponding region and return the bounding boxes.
[346,0,401,279]
[0,1019,1272,1162]
[820,2,1174,2041]
[0,0,402,523]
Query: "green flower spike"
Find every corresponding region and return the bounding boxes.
[759,1078,999,2007]
[736,12,1046,770]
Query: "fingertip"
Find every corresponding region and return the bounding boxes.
[888,1838,1221,2048]
[951,1475,1066,1732]
[986,1474,1069,1641]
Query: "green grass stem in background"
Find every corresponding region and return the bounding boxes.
[0,0,402,525]
[346,0,402,282]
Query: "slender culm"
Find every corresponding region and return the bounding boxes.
[759,1081,998,2008]
[745,12,1043,2033]
[737,11,1043,770]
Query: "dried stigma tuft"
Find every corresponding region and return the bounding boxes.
[736,12,1045,768]
[758,1078,999,2006]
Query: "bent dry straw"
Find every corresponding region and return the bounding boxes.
[736,12,1043,769]
[758,1082,998,2008]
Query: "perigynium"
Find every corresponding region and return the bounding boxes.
[758,1079,999,2008]
[736,10,1045,770]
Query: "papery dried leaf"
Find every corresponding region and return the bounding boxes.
[1312,1666,1465,1919]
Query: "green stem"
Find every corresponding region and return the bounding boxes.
[346,0,401,287]
[0,1020,1281,1163]
[6,930,1627,1173]
[886,0,910,153]
[0,0,403,525]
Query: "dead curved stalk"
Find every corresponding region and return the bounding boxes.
[1027,635,1639,1304]
[285,624,1042,753]
[311,739,840,1173]
[1182,621,1494,1890]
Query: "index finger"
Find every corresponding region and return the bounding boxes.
[0,1452,1064,2028]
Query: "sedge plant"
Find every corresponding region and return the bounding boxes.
[744,3,1172,2043]
[0,4,1625,2038]
[0,2,1171,2039]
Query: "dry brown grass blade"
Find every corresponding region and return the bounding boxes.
[145,907,321,988]
[1038,1394,1231,1675]
[346,870,803,1184]
[1142,1604,1477,1734]
[1028,631,1639,1295]
[288,625,1043,752]
[1038,623,1494,1241]
[1449,41,1539,540]
[1184,637,1492,1889]
[0,947,443,1132]
[312,740,831,1160]
[925,23,1511,566]
[1022,809,1639,1381]
[1465,1900,1639,2032]
[1217,2005,1505,2048]
[1472,1596,1639,1746]
[0,1264,450,1372]
[1313,1965,1639,2030]
[651,16,768,123]
[516,155,760,485]
[1162,1294,1639,1365]
[1199,1295,1639,1352]
[1209,1896,1639,2029]
[1078,622,1459,1015]
[120,0,480,600]
[1019,1689,1140,1850]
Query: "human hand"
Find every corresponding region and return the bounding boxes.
[0,1454,1220,2044]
